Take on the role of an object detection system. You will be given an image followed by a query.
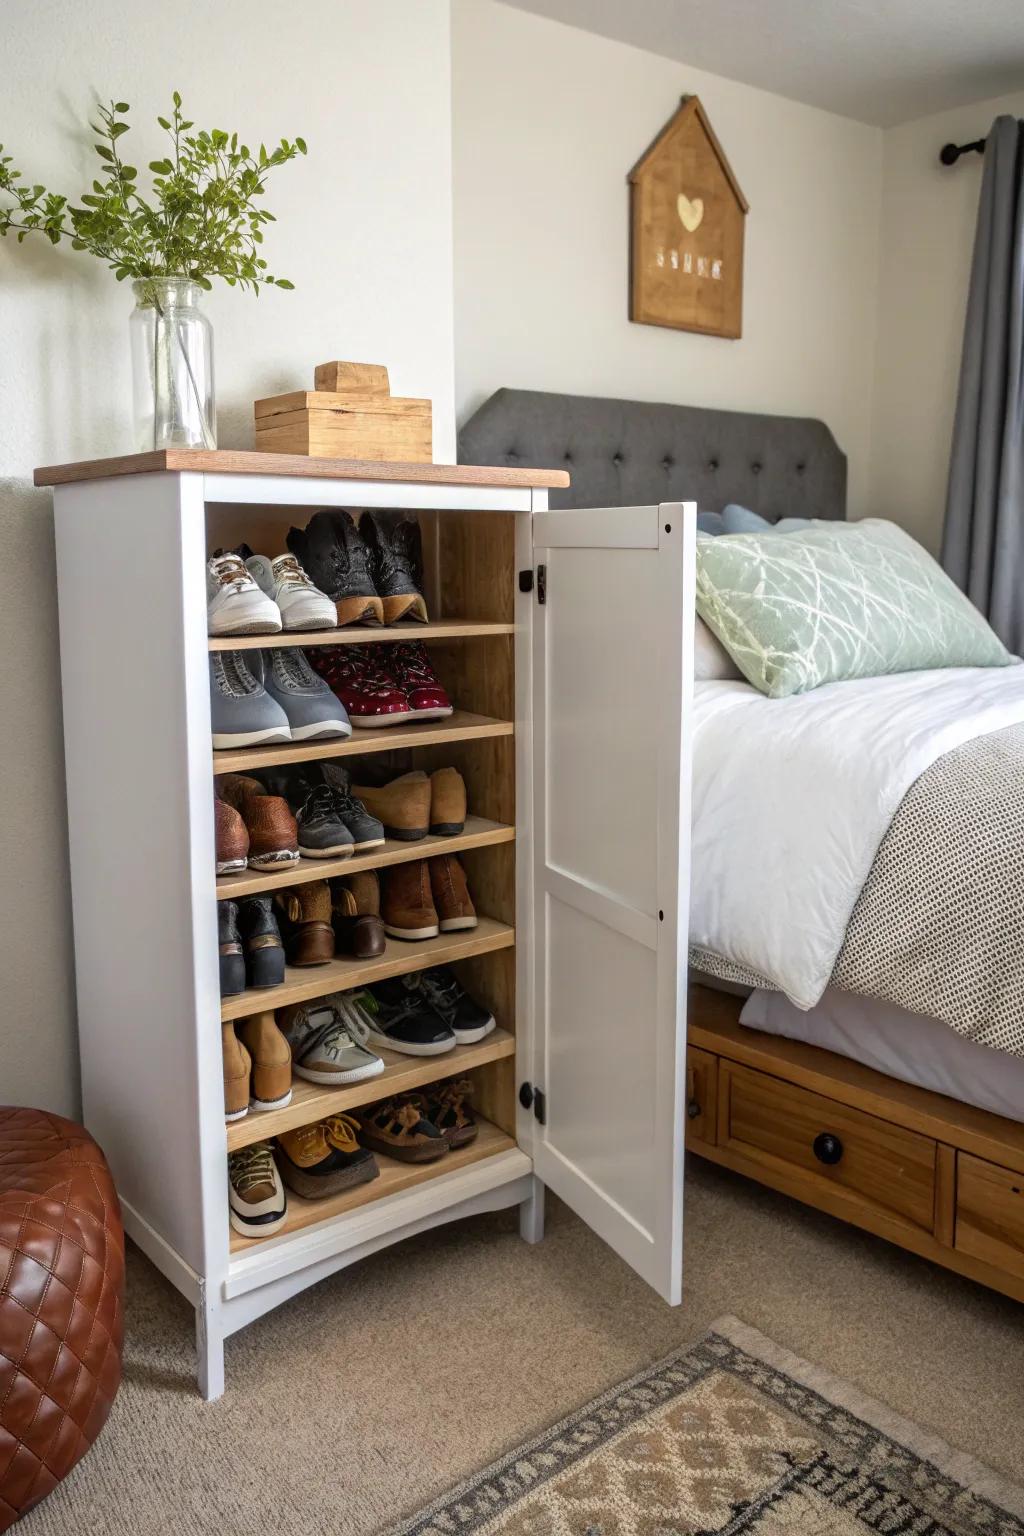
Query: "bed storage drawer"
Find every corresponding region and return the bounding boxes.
[955,1154,1024,1280]
[686,1047,718,1148]
[718,1062,937,1232]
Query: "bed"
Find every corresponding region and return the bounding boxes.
[460,386,1024,1303]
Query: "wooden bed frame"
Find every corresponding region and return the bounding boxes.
[687,984,1024,1303]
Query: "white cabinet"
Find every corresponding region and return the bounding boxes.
[40,450,695,1397]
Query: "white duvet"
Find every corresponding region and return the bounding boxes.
[689,665,1024,1009]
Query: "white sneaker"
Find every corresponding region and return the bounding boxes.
[246,553,337,632]
[207,553,282,636]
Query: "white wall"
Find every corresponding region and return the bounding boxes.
[870,90,1024,553]
[0,0,455,1116]
[452,0,884,517]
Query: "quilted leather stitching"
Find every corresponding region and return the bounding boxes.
[0,1108,124,1531]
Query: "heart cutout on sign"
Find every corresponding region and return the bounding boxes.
[677,193,704,233]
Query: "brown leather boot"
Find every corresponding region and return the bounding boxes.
[222,1023,251,1121]
[350,771,430,840]
[218,773,299,869]
[332,871,386,958]
[215,794,249,873]
[428,854,477,932]
[274,881,336,966]
[237,1012,292,1111]
[429,768,466,836]
[381,860,438,940]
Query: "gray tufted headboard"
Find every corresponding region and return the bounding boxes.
[458,388,847,520]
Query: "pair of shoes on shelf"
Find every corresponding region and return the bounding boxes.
[382,855,475,940]
[227,1113,381,1239]
[308,642,451,728]
[210,648,352,750]
[342,967,494,1056]
[218,776,300,870]
[207,550,336,636]
[272,874,386,966]
[356,1079,477,1164]
[222,1014,292,1121]
[219,896,285,995]
[251,764,384,861]
[352,768,465,840]
[287,510,428,627]
[278,996,385,1085]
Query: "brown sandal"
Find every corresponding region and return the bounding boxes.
[417,1079,478,1149]
[357,1097,449,1163]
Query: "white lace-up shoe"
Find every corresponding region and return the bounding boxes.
[245,553,336,632]
[207,553,282,636]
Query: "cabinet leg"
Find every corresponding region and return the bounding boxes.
[196,1296,225,1401]
[519,1176,545,1245]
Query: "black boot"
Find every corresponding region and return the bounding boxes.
[237,894,286,989]
[218,900,245,997]
[357,511,428,624]
[286,511,383,627]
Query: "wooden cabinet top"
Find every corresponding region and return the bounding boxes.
[33,448,571,490]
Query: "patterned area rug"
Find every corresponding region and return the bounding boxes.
[387,1317,1024,1536]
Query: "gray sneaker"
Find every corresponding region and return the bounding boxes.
[209,652,291,749]
[294,781,356,858]
[320,763,386,850]
[278,998,384,1084]
[261,649,352,742]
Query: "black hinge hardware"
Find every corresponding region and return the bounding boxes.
[537,564,547,605]
[518,569,534,594]
[518,1082,547,1124]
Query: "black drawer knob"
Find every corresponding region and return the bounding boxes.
[813,1132,844,1165]
[687,1099,701,1120]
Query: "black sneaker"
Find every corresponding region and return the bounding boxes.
[320,763,386,850]
[286,511,383,627]
[357,511,428,624]
[237,894,286,988]
[218,900,245,997]
[292,780,355,859]
[415,966,496,1044]
[349,980,456,1057]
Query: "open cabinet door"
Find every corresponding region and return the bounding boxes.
[529,502,695,1303]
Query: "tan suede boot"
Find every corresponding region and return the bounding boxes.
[274,880,336,966]
[429,767,466,836]
[350,771,430,840]
[381,860,439,940]
[332,871,386,959]
[237,1012,293,1111]
[428,854,477,932]
[222,1023,251,1122]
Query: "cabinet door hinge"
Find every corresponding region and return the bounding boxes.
[518,1082,548,1124]
[537,564,547,605]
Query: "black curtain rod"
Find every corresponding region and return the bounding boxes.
[939,137,986,166]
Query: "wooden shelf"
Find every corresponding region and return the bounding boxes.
[209,619,514,651]
[229,1115,515,1251]
[220,916,514,1021]
[34,448,571,489]
[216,816,514,899]
[226,1028,515,1150]
[213,711,513,774]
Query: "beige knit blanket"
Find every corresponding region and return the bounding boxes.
[690,723,1024,1058]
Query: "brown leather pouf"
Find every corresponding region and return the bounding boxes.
[0,1108,124,1531]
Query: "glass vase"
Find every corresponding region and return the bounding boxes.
[130,277,216,451]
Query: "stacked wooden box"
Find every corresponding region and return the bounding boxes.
[254,361,432,462]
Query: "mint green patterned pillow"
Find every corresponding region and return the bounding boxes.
[695,518,1012,699]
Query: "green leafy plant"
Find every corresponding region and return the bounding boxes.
[0,93,307,294]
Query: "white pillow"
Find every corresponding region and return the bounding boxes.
[695,615,742,681]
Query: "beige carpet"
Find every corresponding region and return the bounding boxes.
[18,1159,1024,1536]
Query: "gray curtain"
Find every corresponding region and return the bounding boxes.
[942,115,1024,651]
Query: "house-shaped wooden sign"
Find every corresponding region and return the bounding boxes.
[629,96,749,339]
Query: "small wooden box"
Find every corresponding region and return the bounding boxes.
[254,391,432,463]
